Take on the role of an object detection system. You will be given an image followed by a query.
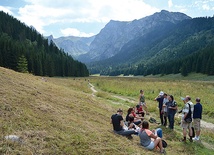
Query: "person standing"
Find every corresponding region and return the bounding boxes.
[193,97,202,141]
[139,90,149,115]
[162,93,169,126]
[165,95,177,130]
[181,96,194,142]
[111,109,137,138]
[186,95,194,117]
[154,91,164,125]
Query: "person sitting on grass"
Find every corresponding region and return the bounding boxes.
[127,116,141,134]
[111,109,137,138]
[126,107,143,126]
[136,104,145,117]
[139,121,165,154]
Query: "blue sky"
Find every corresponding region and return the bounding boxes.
[0,0,214,38]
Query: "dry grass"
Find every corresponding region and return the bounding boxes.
[0,67,150,154]
[0,67,214,155]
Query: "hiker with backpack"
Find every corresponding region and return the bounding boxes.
[180,96,194,142]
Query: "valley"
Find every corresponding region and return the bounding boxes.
[1,67,214,154]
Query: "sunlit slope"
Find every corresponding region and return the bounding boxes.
[1,67,213,155]
[0,67,147,155]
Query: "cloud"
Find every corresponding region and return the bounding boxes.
[194,0,214,10]
[168,0,173,8]
[60,28,95,37]
[15,0,159,36]
[202,4,210,10]
[0,6,14,15]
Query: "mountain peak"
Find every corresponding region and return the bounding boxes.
[161,9,169,13]
[148,9,191,24]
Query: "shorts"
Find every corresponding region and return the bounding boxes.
[140,102,146,106]
[193,118,201,131]
[145,141,155,150]
[181,120,192,129]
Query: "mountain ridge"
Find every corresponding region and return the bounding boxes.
[77,10,191,63]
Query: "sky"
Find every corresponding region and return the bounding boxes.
[0,0,214,38]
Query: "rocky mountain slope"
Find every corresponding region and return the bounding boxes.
[47,35,95,59]
[78,10,191,63]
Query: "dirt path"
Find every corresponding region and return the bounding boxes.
[89,82,214,150]
[112,95,136,104]
[201,120,214,130]
[89,83,214,130]
[89,83,97,97]
[176,114,214,130]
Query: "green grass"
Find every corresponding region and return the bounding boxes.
[0,67,214,154]
[90,76,214,123]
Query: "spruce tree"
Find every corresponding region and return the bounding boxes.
[17,55,28,73]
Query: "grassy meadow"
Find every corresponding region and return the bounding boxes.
[0,67,214,155]
[90,75,214,122]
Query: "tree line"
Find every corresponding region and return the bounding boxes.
[0,11,89,77]
[98,45,214,77]
[135,46,214,76]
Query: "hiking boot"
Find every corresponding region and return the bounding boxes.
[189,138,193,142]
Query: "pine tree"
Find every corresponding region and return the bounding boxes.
[17,55,28,73]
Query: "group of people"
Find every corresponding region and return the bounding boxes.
[110,90,203,153]
[111,108,165,153]
[111,90,165,153]
[154,91,203,142]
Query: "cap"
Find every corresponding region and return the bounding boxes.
[159,91,164,96]
[181,97,185,100]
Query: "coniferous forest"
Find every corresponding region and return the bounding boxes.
[0,11,89,77]
[88,17,214,77]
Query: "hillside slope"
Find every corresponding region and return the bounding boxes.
[1,67,213,154]
[0,11,89,77]
[0,67,145,154]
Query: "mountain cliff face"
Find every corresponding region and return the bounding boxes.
[77,10,191,63]
[48,35,95,59]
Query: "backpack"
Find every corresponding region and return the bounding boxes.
[149,117,160,124]
[184,103,192,123]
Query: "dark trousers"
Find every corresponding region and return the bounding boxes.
[168,112,175,129]
[159,109,164,125]
[163,112,167,126]
[114,129,137,136]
